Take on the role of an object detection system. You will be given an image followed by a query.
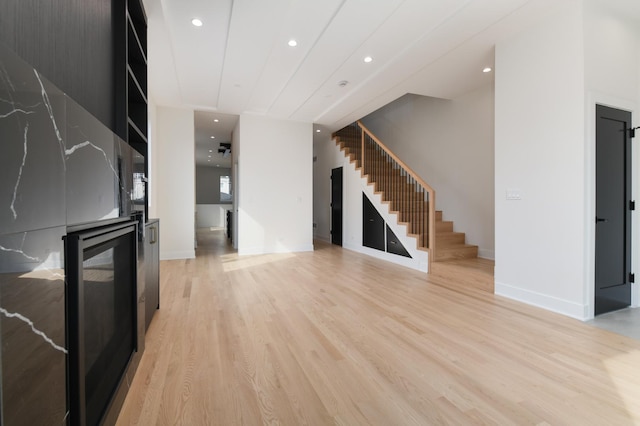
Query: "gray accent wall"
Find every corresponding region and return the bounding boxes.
[196,166,232,204]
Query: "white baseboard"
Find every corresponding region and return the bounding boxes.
[495,281,587,320]
[343,243,429,273]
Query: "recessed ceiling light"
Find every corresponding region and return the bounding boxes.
[208,155,212,158]
[316,129,321,133]
[214,119,219,123]
[364,56,373,63]
[483,67,492,73]
[216,164,220,167]
[207,159,211,162]
[288,39,297,47]
[191,18,203,27]
[210,136,215,139]
[209,149,213,152]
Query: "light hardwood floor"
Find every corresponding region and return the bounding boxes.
[117,229,640,425]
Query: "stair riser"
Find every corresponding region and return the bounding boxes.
[435,246,478,261]
[436,221,453,232]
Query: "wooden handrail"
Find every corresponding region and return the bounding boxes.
[357,121,434,194]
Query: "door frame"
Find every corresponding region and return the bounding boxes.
[586,93,638,319]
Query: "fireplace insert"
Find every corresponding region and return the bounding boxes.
[64,218,138,425]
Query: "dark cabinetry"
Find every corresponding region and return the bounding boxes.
[363,195,385,251]
[386,225,411,258]
[115,0,149,217]
[145,220,160,330]
[362,193,412,258]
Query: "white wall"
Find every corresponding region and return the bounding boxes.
[313,133,334,242]
[154,106,196,260]
[495,1,587,319]
[361,85,495,258]
[196,204,232,228]
[231,120,240,249]
[237,115,313,255]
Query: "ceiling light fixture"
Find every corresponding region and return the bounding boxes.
[210,136,215,139]
[316,129,321,133]
[483,67,492,73]
[364,56,373,63]
[209,149,213,152]
[214,119,219,123]
[191,18,203,27]
[288,39,298,47]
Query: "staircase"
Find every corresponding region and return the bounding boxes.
[334,121,478,266]
[434,210,478,261]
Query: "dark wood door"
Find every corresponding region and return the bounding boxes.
[595,104,632,315]
[331,167,343,246]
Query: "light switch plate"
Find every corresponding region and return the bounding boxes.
[506,189,522,200]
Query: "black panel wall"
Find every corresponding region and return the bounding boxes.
[0,0,114,131]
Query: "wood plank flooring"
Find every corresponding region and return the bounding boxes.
[117,229,640,425]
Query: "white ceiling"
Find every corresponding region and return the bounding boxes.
[143,0,640,166]
[194,111,237,167]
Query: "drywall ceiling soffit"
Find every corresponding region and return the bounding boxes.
[147,0,591,132]
[194,111,238,168]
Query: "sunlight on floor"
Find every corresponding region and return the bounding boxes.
[603,350,640,420]
[221,252,296,272]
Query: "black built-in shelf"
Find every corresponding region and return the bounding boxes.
[115,0,148,219]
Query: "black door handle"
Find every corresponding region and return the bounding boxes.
[596,217,608,223]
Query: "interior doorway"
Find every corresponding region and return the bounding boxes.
[331,167,343,246]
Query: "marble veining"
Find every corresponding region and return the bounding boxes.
[0,232,39,262]
[10,122,28,219]
[34,69,66,167]
[0,308,67,354]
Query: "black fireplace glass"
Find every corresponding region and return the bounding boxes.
[65,219,137,426]
[83,236,134,426]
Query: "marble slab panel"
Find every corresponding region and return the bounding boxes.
[0,44,66,235]
[0,226,67,425]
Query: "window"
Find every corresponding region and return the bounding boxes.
[220,175,232,202]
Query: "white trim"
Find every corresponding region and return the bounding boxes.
[343,243,429,273]
[495,281,587,320]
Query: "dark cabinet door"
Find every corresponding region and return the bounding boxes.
[386,225,411,258]
[145,221,159,329]
[363,194,385,251]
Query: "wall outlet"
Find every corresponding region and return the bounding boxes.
[506,189,522,200]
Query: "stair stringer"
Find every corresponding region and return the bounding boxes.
[333,140,429,272]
